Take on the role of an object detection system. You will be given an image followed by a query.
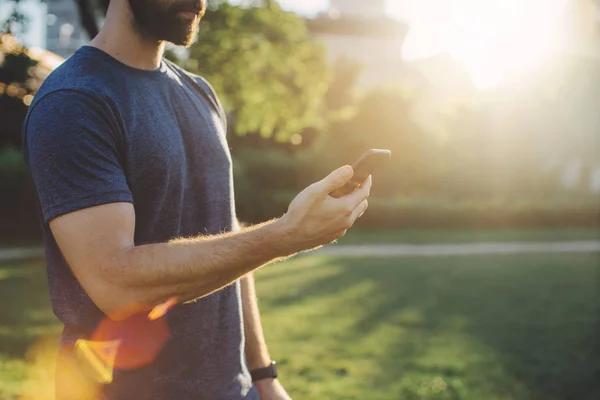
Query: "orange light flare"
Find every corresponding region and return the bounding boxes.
[148,296,178,321]
[72,298,177,384]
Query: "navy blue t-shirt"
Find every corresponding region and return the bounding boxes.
[22,46,257,400]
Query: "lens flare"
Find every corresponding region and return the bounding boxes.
[69,300,175,386]
[148,297,178,321]
[74,339,121,384]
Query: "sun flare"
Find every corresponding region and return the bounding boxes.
[393,0,570,88]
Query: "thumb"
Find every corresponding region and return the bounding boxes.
[315,165,354,195]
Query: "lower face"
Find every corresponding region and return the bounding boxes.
[127,0,206,46]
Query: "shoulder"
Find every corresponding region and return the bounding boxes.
[27,65,117,135]
[164,59,227,123]
[27,89,111,127]
[164,59,217,96]
[28,46,126,121]
[31,47,125,118]
[37,48,103,91]
[23,86,120,165]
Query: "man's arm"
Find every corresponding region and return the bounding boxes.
[241,273,271,370]
[241,273,292,400]
[25,90,371,321]
[50,169,371,321]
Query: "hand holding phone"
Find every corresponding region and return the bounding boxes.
[330,149,391,198]
[279,165,369,251]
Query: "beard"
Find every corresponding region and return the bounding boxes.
[127,0,205,46]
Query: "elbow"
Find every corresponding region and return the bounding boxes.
[85,278,149,322]
[83,251,150,321]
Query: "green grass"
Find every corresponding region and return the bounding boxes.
[340,227,600,245]
[1,252,599,399]
[255,253,600,400]
[0,261,61,400]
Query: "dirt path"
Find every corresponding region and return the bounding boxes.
[3,241,600,262]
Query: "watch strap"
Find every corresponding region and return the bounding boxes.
[250,361,277,382]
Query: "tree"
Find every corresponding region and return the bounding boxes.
[184,2,331,141]
[1,1,332,147]
[325,57,361,115]
[0,35,39,148]
[1,0,32,40]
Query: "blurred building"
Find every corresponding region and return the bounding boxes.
[564,0,600,58]
[560,0,600,191]
[329,0,386,18]
[306,1,407,88]
[45,0,89,58]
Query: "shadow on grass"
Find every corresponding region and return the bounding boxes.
[257,252,600,400]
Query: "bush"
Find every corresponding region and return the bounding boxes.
[0,148,41,244]
[355,195,600,229]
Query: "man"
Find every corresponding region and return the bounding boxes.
[22,0,371,399]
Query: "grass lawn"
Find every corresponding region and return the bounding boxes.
[340,227,600,245]
[257,253,600,400]
[1,251,599,399]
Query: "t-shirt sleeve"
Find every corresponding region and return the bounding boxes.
[23,89,133,223]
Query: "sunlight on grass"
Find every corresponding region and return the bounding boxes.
[0,262,61,400]
[0,336,61,400]
[0,268,30,281]
[0,252,599,399]
[17,336,58,400]
[0,356,28,399]
[255,253,600,400]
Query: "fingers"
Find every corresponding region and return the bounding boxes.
[312,165,354,196]
[345,175,372,209]
[349,199,369,223]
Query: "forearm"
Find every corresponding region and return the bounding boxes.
[97,219,293,319]
[53,166,368,321]
[241,273,271,370]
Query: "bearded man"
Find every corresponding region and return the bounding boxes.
[22,1,371,399]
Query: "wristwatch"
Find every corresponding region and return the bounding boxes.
[250,361,278,382]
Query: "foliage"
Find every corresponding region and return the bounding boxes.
[0,36,39,148]
[322,86,438,197]
[1,0,29,38]
[324,57,362,119]
[2,1,600,235]
[185,2,331,141]
[0,149,40,244]
[339,227,600,245]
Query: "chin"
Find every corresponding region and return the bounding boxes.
[171,33,196,47]
[165,24,199,47]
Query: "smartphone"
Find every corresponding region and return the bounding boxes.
[330,149,392,198]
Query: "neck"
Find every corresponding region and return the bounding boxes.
[89,0,165,70]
